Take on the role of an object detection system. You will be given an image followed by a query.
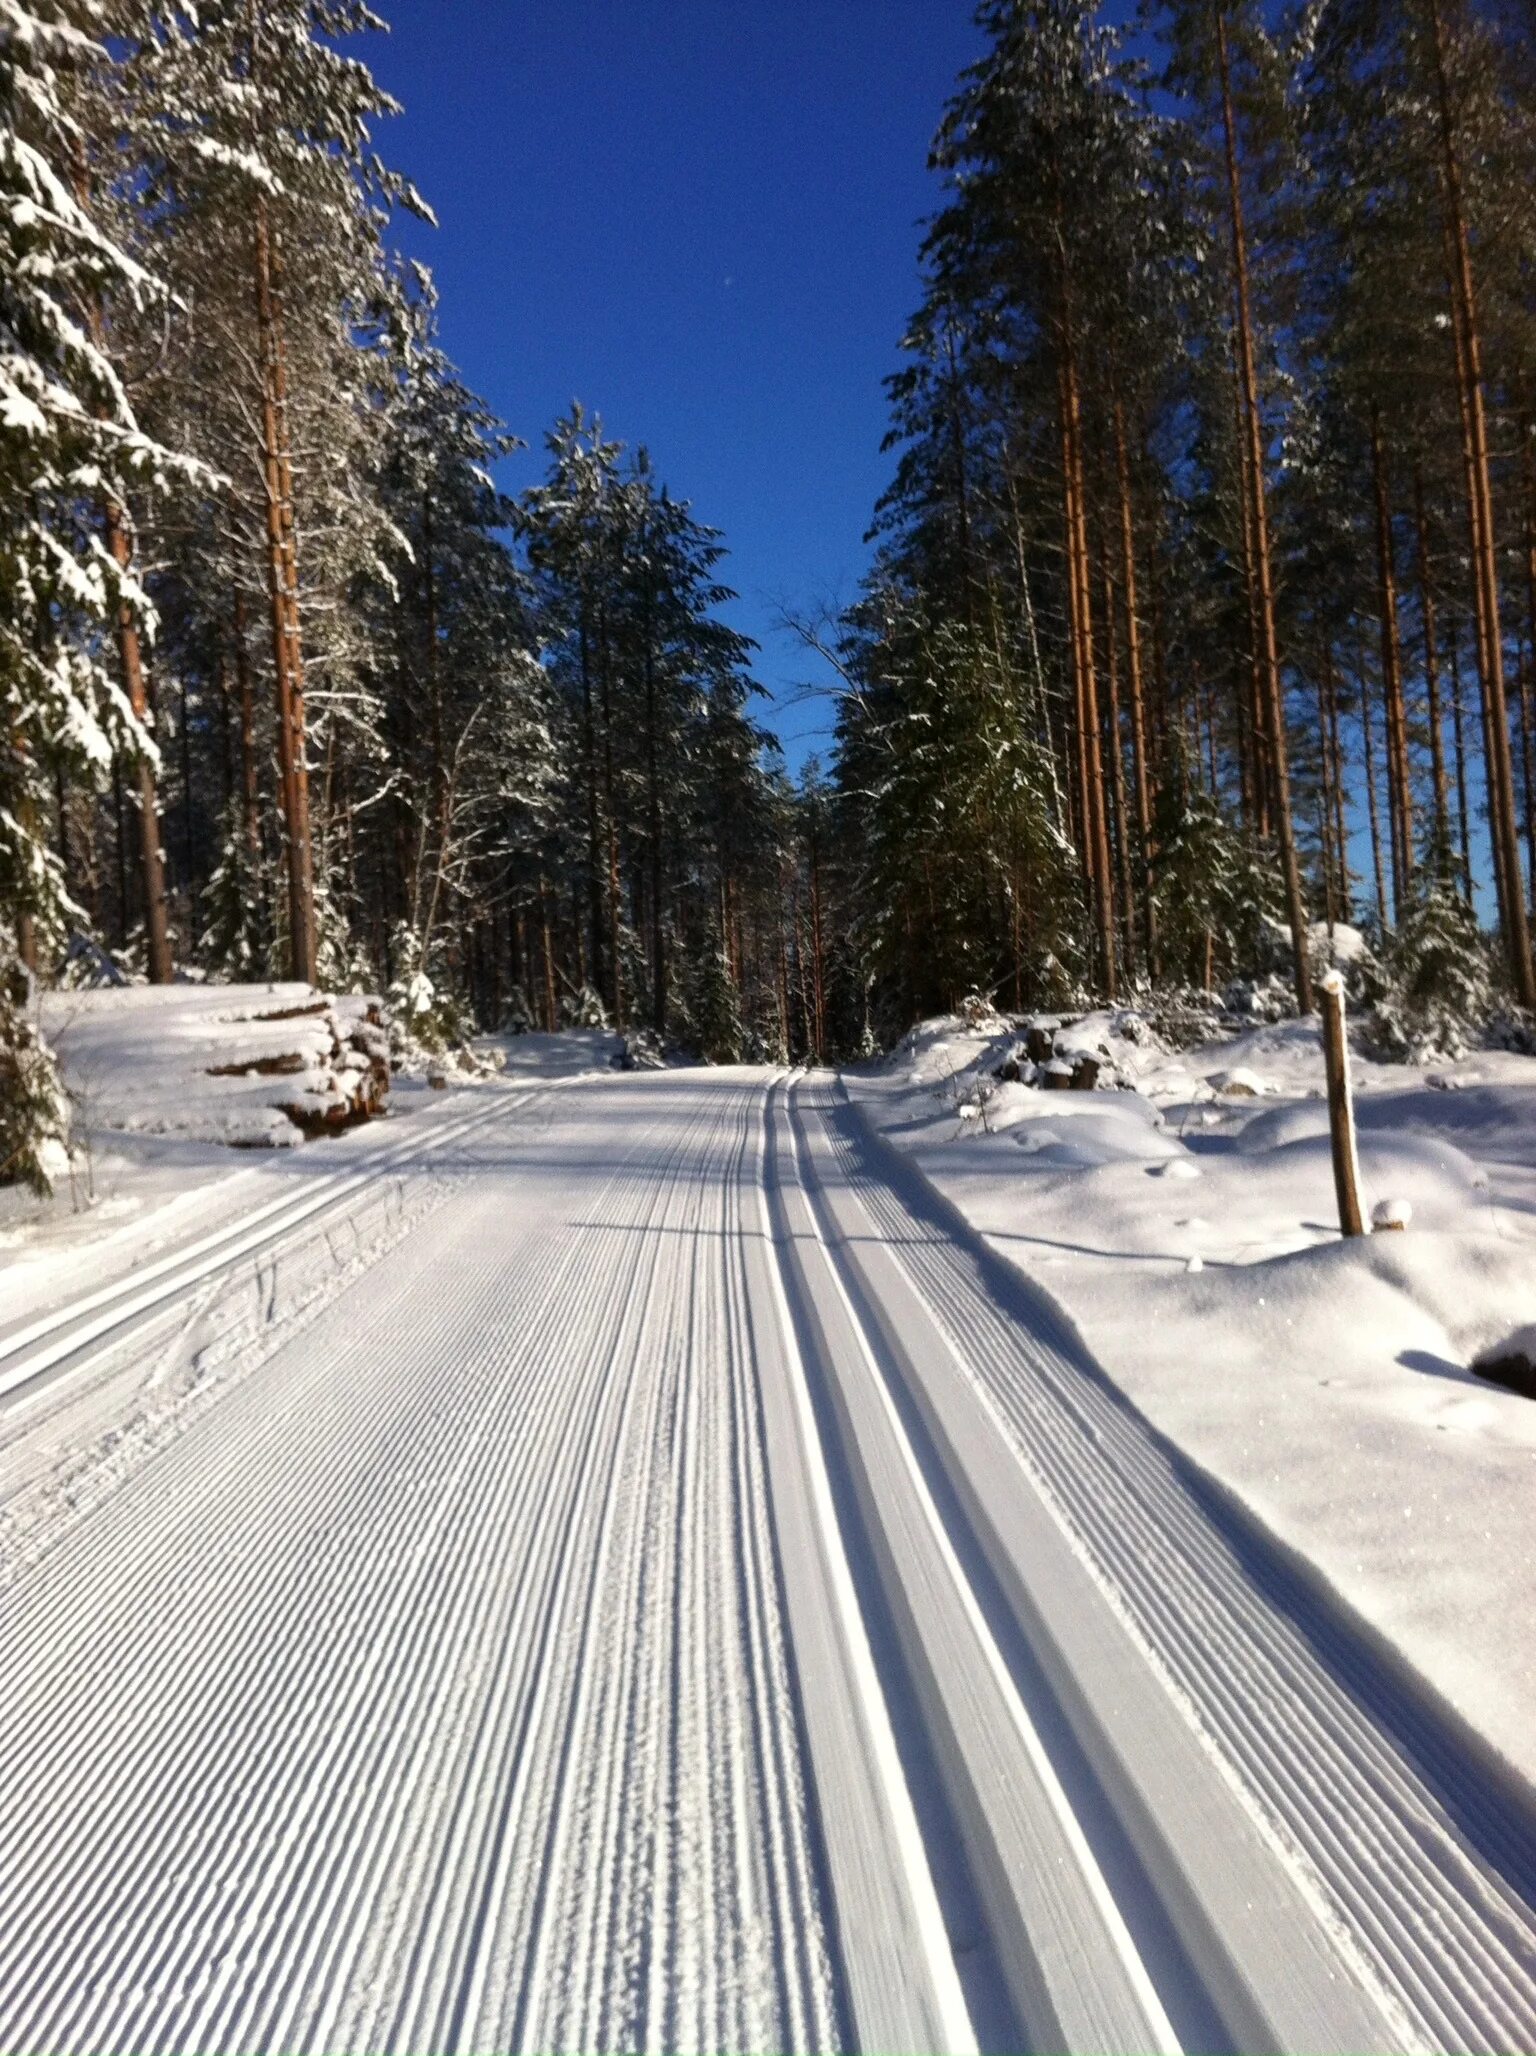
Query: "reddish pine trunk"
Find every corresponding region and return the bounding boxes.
[1370,409,1413,915]
[1431,0,1534,1002]
[1057,317,1116,996]
[104,501,173,983]
[1216,3,1313,1010]
[1114,402,1157,969]
[1413,464,1452,859]
[254,199,316,985]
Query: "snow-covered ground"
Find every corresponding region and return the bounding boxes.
[848,1007,1536,1792]
[0,994,618,1340]
[3,1053,1536,2053]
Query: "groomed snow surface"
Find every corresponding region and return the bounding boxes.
[2,1021,1536,2052]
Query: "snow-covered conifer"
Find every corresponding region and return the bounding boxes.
[1,0,192,1185]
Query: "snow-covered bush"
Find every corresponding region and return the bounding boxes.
[614,1028,666,1071]
[386,922,473,1068]
[1149,763,1278,990]
[0,957,69,1196]
[683,934,744,1064]
[957,991,1005,1031]
[1361,877,1494,1062]
[58,934,129,990]
[562,984,609,1030]
[200,803,275,981]
[500,990,533,1034]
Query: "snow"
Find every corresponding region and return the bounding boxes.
[482,1026,621,1082]
[0,1016,623,1338]
[36,983,386,1151]
[2,1062,1535,2049]
[849,1008,1536,1789]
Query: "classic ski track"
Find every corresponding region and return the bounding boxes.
[811,1071,1536,2055]
[769,1078,1182,2056]
[5,1065,1535,2056]
[0,1094,680,2049]
[0,1169,447,1578]
[0,1082,534,1434]
[0,1076,839,2056]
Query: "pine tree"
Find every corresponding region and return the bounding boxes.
[1,0,192,1187]
[684,928,745,1065]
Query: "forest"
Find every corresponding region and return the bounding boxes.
[5,0,1536,1191]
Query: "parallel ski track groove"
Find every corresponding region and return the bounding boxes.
[0,1076,838,2056]
[817,1075,1536,2055]
[0,1085,534,1423]
[0,1090,682,2052]
[775,1079,1180,2055]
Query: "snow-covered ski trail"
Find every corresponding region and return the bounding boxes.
[0,1078,837,2056]
[2,1066,1536,2055]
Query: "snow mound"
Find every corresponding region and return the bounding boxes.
[1206,1065,1273,1098]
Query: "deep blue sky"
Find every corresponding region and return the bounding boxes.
[360,1,997,765]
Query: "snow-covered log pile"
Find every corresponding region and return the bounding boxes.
[40,986,391,1151]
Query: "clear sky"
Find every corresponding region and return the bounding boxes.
[360,1,993,767]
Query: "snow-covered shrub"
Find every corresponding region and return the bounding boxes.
[386,922,473,1068]
[1138,985,1232,1050]
[0,956,69,1196]
[744,1007,789,1066]
[200,802,275,981]
[1149,762,1278,990]
[500,990,533,1035]
[1361,877,1493,1062]
[683,934,744,1064]
[314,891,377,999]
[957,990,1005,1031]
[58,933,129,990]
[562,983,609,1030]
[614,1028,666,1071]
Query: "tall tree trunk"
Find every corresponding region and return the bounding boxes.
[111,760,128,949]
[1324,645,1351,923]
[1523,427,1536,906]
[1057,309,1116,996]
[1520,648,1536,909]
[596,608,624,1030]
[421,494,450,947]
[1216,2,1313,1010]
[642,573,666,1035]
[1413,463,1452,862]
[1431,0,1534,1002]
[1231,359,1266,834]
[1099,533,1135,978]
[178,668,197,938]
[538,875,558,1031]
[103,501,173,983]
[1370,407,1413,914]
[1114,401,1156,969]
[577,605,604,1003]
[254,198,316,984]
[73,141,173,985]
[1360,665,1391,934]
[233,593,262,869]
[808,817,828,1057]
[1316,667,1338,926]
[1448,618,1474,893]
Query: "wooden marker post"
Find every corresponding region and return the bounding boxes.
[1319,969,1365,1238]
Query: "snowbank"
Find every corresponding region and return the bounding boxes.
[848,1008,1536,1787]
[482,1027,622,1082]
